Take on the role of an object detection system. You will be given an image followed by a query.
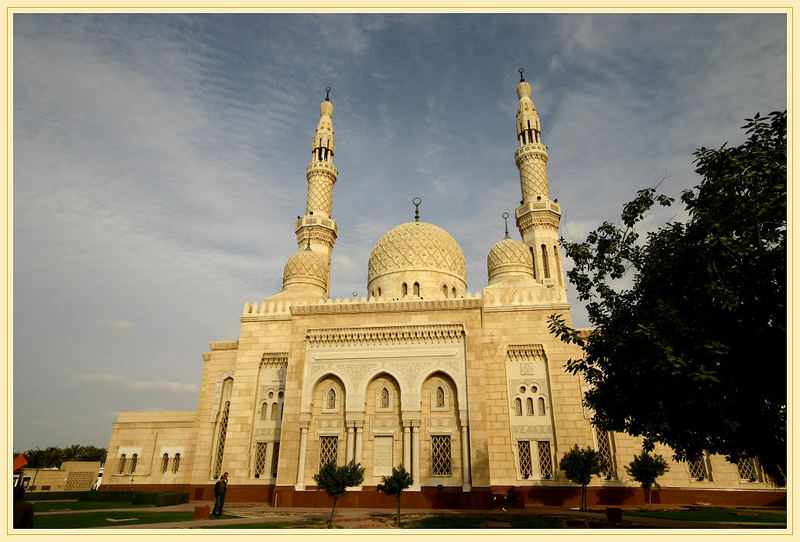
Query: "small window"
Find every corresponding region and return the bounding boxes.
[278,391,284,399]
[688,455,710,481]
[431,435,452,476]
[161,453,169,474]
[271,442,281,478]
[319,436,338,468]
[380,387,390,408]
[378,287,382,297]
[118,454,127,474]
[595,429,616,479]
[514,398,522,416]
[270,402,278,420]
[130,454,138,474]
[537,397,546,416]
[530,246,537,279]
[413,282,420,296]
[402,283,408,296]
[436,386,445,408]
[452,287,456,297]
[326,389,336,410]
[736,457,759,481]
[526,398,534,416]
[538,441,553,477]
[541,245,550,279]
[173,453,181,474]
[442,285,448,297]
[518,441,532,478]
[260,402,268,420]
[254,443,268,477]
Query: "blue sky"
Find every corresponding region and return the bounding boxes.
[12,13,786,450]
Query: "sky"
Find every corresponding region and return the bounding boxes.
[12,13,786,451]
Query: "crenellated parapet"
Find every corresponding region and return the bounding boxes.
[305,323,465,348]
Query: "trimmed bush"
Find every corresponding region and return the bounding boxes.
[24,491,86,501]
[77,491,189,507]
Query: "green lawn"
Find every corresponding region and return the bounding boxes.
[624,508,786,524]
[201,520,323,529]
[402,514,565,529]
[32,511,236,529]
[33,501,155,512]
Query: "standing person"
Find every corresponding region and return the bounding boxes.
[212,472,228,516]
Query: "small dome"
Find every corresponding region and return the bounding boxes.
[367,222,466,299]
[283,249,328,293]
[488,238,534,284]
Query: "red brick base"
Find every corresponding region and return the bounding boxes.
[97,483,785,510]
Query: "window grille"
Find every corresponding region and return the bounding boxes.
[327,389,336,409]
[260,402,268,420]
[526,398,534,416]
[118,454,127,474]
[518,441,532,478]
[431,435,452,476]
[537,441,553,477]
[270,402,278,420]
[436,387,445,408]
[514,398,522,416]
[254,442,268,477]
[737,457,758,481]
[173,453,181,474]
[161,453,169,474]
[380,387,390,408]
[595,429,616,479]
[688,456,709,480]
[319,436,338,468]
[541,245,550,278]
[130,454,138,474]
[530,246,537,279]
[213,401,231,478]
[271,443,280,478]
[537,397,546,416]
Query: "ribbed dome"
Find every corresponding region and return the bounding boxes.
[487,238,534,284]
[368,222,466,283]
[283,249,328,292]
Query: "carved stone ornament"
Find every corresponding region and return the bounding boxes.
[507,344,546,363]
[306,323,465,348]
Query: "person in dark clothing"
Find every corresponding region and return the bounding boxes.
[212,472,228,516]
[13,486,34,529]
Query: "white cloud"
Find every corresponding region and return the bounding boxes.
[70,374,199,394]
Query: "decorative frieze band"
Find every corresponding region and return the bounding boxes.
[306,324,466,348]
[507,344,547,363]
[261,352,289,367]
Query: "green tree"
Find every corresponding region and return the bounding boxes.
[625,451,669,510]
[377,465,413,526]
[558,445,606,511]
[549,111,786,484]
[313,460,365,528]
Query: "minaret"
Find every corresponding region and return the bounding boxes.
[513,69,565,289]
[294,87,339,288]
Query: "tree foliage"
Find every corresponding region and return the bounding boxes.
[313,460,365,528]
[15,445,108,468]
[625,451,669,509]
[378,465,413,526]
[549,111,786,483]
[558,445,607,511]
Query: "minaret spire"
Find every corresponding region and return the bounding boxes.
[512,69,566,290]
[294,87,340,294]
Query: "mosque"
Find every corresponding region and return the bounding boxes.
[102,73,781,508]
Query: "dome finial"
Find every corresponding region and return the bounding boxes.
[325,86,331,101]
[502,212,511,239]
[518,67,525,82]
[412,196,422,222]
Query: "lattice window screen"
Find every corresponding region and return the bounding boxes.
[260,403,268,420]
[737,458,758,481]
[214,401,231,477]
[254,442,268,476]
[130,454,138,474]
[65,472,96,491]
[380,388,390,408]
[431,435,452,476]
[518,441,532,478]
[537,441,553,477]
[173,453,181,474]
[514,398,522,416]
[161,454,169,473]
[435,387,445,408]
[327,390,336,409]
[118,455,127,474]
[595,429,616,479]
[270,403,278,420]
[271,443,280,478]
[319,436,338,468]
[688,456,709,480]
[526,398,534,416]
[537,398,546,416]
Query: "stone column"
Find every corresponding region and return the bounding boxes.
[460,423,471,491]
[346,426,355,463]
[402,422,411,470]
[295,422,309,490]
[412,424,421,491]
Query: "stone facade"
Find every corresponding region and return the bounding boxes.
[102,75,782,508]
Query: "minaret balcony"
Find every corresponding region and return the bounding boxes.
[515,200,561,218]
[306,161,338,178]
[514,143,548,163]
[295,215,338,234]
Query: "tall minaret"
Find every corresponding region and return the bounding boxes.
[513,69,565,289]
[294,87,339,285]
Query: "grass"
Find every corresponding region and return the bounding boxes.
[32,511,236,529]
[33,501,155,512]
[402,514,565,529]
[200,520,323,529]
[624,507,786,525]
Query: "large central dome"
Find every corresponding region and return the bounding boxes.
[367,221,467,299]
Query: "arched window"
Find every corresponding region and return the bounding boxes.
[161,453,169,473]
[378,287,382,297]
[173,453,181,474]
[514,398,522,416]
[270,402,278,420]
[402,283,408,296]
[413,282,420,296]
[380,387,390,408]
[327,389,336,409]
[213,400,231,478]
[118,454,127,474]
[554,244,562,284]
[526,398,534,416]
[130,453,138,474]
[442,285,448,297]
[452,287,456,297]
[541,245,550,279]
[537,397,546,416]
[260,402,268,420]
[530,246,537,279]
[435,386,445,408]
